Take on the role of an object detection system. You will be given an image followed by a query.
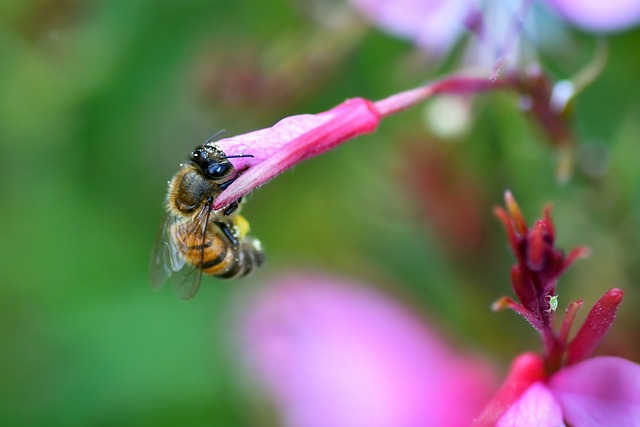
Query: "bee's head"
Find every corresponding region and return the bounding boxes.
[190,144,234,182]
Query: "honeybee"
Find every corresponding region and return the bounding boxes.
[150,140,265,300]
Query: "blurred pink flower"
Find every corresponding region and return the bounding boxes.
[349,0,475,53]
[402,141,489,258]
[473,352,640,426]
[239,274,496,427]
[349,0,640,71]
[347,0,531,69]
[543,0,640,32]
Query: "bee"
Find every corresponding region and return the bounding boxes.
[150,140,265,300]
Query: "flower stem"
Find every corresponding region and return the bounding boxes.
[373,75,507,117]
[542,327,563,375]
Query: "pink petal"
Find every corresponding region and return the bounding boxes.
[239,274,496,427]
[566,288,624,364]
[496,382,565,427]
[549,356,640,426]
[544,0,640,32]
[472,352,546,426]
[349,0,474,52]
[558,299,583,345]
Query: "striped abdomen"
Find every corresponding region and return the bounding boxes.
[172,220,265,279]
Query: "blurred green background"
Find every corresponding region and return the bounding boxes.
[1,0,640,425]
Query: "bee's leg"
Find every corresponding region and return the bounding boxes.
[219,177,236,190]
[223,197,243,217]
[215,221,238,246]
[219,175,246,216]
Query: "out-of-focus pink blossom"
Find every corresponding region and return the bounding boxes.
[238,274,496,427]
[348,0,534,70]
[543,0,640,32]
[349,0,640,73]
[548,356,640,425]
[474,353,640,426]
[497,382,564,427]
[349,0,474,53]
[402,141,489,258]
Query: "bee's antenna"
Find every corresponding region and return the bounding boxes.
[204,130,227,145]
[224,154,254,159]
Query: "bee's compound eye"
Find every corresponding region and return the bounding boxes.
[207,162,230,178]
[191,147,207,165]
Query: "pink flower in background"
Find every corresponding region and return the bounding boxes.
[349,0,475,53]
[473,353,640,426]
[402,141,489,258]
[543,0,640,32]
[492,191,621,368]
[239,274,496,427]
[472,192,638,426]
[348,0,640,71]
[348,0,531,68]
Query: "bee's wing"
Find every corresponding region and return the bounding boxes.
[149,213,179,291]
[149,207,209,300]
[167,208,209,300]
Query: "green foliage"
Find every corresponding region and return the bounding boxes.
[1,1,639,425]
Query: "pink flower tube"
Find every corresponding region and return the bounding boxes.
[212,75,499,210]
[238,274,497,427]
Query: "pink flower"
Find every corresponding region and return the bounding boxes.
[472,192,637,426]
[213,98,379,209]
[348,0,640,75]
[238,274,497,427]
[494,191,592,366]
[348,0,475,53]
[492,191,622,369]
[543,0,640,32]
[347,0,525,71]
[473,353,640,426]
[212,75,499,210]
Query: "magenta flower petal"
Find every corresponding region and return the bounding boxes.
[239,274,496,427]
[496,382,565,427]
[472,353,546,426]
[548,356,640,426]
[566,288,624,365]
[544,0,640,32]
[349,0,474,52]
